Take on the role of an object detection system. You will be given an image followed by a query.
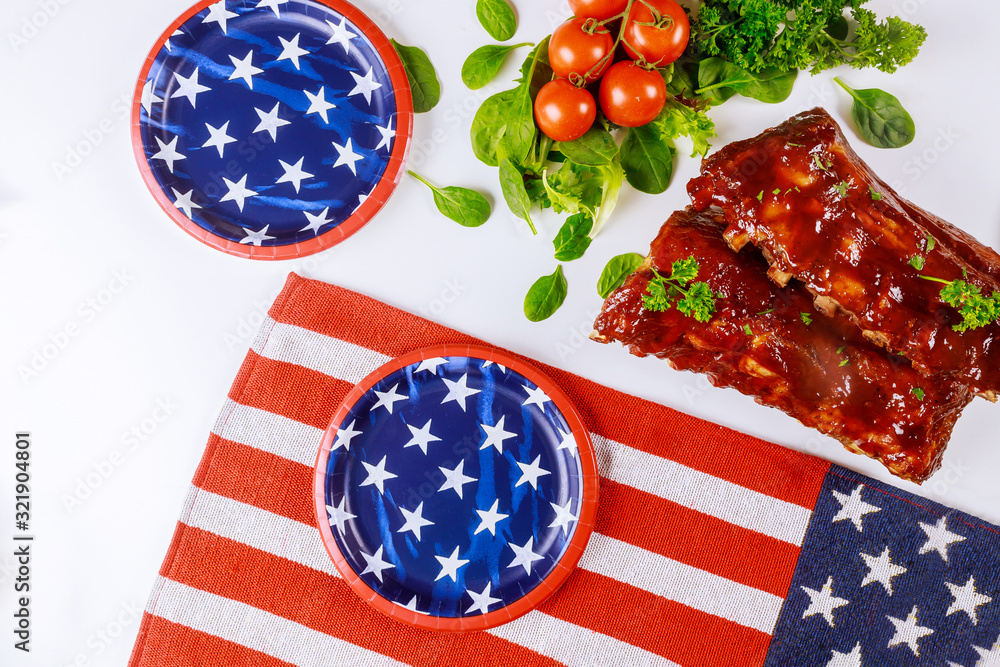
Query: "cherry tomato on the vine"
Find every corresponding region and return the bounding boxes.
[568,0,628,22]
[534,79,597,143]
[548,17,615,84]
[623,0,690,66]
[598,61,667,127]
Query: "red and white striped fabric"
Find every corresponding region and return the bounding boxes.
[128,273,832,667]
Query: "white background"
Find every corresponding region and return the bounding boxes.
[1,0,999,665]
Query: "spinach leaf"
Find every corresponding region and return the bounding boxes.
[499,158,536,234]
[620,124,676,195]
[462,43,532,90]
[553,213,594,261]
[834,78,915,149]
[407,171,491,227]
[470,88,518,166]
[696,58,797,105]
[555,128,619,167]
[519,37,552,98]
[598,253,645,298]
[476,0,517,42]
[524,266,568,322]
[498,40,549,164]
[391,40,441,113]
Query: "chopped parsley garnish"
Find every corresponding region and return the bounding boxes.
[757,191,764,202]
[912,387,925,400]
[834,181,849,197]
[909,255,926,271]
[758,307,776,315]
[787,142,805,148]
[869,186,883,201]
[839,358,850,367]
[813,154,828,172]
[643,256,717,323]
[772,188,781,195]
[837,346,846,355]
[800,312,813,325]
[926,235,937,253]
[920,275,1000,332]
[744,324,754,336]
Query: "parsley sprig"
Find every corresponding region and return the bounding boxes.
[921,275,1000,332]
[643,256,717,323]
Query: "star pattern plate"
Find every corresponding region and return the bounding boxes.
[313,345,599,631]
[131,0,412,259]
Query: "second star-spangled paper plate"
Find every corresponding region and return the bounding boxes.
[313,345,599,631]
[131,0,412,259]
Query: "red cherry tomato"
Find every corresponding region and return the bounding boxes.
[598,61,667,128]
[568,0,628,21]
[623,0,690,66]
[534,79,597,143]
[548,17,614,84]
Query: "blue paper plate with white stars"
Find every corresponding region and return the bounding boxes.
[313,344,599,631]
[131,0,412,260]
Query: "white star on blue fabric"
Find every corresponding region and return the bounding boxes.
[859,547,907,596]
[831,485,880,532]
[304,86,336,123]
[326,496,356,535]
[325,16,357,54]
[507,537,544,575]
[332,419,362,451]
[515,455,551,490]
[917,516,966,563]
[170,187,201,219]
[434,546,469,582]
[171,67,212,108]
[253,102,290,141]
[228,51,263,89]
[466,582,502,615]
[202,0,238,34]
[359,455,397,494]
[480,415,516,454]
[801,576,850,627]
[438,460,476,499]
[348,66,383,105]
[164,29,183,53]
[332,138,364,175]
[825,643,863,667]
[404,419,441,455]
[202,121,237,158]
[556,427,577,457]
[548,499,578,536]
[300,207,333,235]
[944,575,992,624]
[441,374,480,412]
[239,225,273,246]
[276,157,314,193]
[277,33,309,70]
[359,545,394,583]
[474,500,509,537]
[372,382,407,414]
[398,502,434,541]
[221,175,258,212]
[886,605,933,656]
[152,135,185,173]
[415,357,447,374]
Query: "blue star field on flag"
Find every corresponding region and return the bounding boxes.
[765,467,1000,666]
[137,0,400,248]
[321,356,586,619]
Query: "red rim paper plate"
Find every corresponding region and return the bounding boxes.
[313,344,599,631]
[131,0,413,260]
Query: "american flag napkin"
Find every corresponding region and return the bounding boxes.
[128,273,1000,667]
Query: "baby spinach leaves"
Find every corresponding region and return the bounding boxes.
[391,40,440,113]
[476,0,517,42]
[696,58,798,105]
[834,78,915,148]
[598,253,646,299]
[553,213,594,262]
[620,124,676,195]
[408,171,491,227]
[462,43,532,90]
[524,266,568,322]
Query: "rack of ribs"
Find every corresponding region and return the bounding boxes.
[688,108,1000,399]
[593,207,973,483]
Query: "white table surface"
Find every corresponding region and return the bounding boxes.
[2,0,999,664]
